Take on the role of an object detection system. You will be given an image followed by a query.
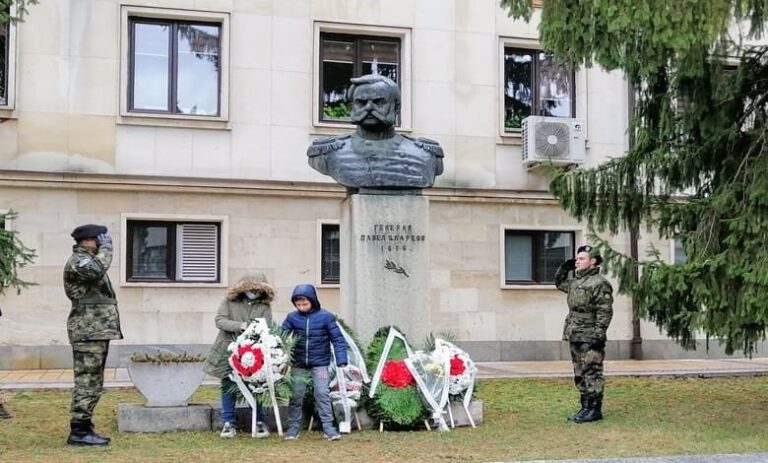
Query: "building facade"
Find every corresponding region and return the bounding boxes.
[0,0,730,369]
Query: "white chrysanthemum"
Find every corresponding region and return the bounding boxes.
[446,348,476,396]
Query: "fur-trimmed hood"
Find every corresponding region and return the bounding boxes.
[226,272,275,302]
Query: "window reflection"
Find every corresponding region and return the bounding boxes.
[503,47,573,130]
[361,40,399,82]
[133,22,170,111]
[321,224,340,283]
[322,39,354,121]
[505,234,533,281]
[130,19,221,117]
[536,232,573,282]
[504,50,533,130]
[505,230,574,284]
[538,53,572,118]
[0,18,7,105]
[177,24,220,115]
[131,225,169,279]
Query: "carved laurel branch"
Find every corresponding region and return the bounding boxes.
[384,259,410,278]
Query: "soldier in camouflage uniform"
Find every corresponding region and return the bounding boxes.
[63,224,123,446]
[555,244,613,423]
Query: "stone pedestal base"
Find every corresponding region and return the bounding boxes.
[341,193,431,343]
[117,403,212,433]
[117,400,483,433]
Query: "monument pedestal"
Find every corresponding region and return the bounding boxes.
[341,193,430,343]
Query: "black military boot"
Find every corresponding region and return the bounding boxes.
[0,403,12,419]
[67,421,110,446]
[85,420,111,443]
[574,395,603,423]
[567,393,588,421]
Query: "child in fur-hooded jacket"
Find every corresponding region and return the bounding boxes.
[205,272,275,438]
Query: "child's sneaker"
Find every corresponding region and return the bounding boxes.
[255,421,270,438]
[284,433,299,441]
[220,422,236,438]
[324,433,341,441]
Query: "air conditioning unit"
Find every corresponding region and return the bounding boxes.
[521,116,586,169]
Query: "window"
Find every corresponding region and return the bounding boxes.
[320,223,340,284]
[503,47,574,131]
[319,33,400,123]
[0,3,17,110]
[0,17,8,106]
[126,221,220,283]
[504,230,575,284]
[128,17,221,116]
[672,238,687,264]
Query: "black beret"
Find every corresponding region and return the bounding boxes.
[71,224,107,240]
[577,244,602,265]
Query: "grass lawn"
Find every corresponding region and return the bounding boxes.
[1,376,767,462]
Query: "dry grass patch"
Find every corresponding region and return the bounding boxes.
[0,376,767,462]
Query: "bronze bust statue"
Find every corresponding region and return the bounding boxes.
[307,74,444,191]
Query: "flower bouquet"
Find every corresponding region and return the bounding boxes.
[365,327,428,429]
[227,318,297,436]
[329,322,370,433]
[404,349,451,431]
[435,338,477,428]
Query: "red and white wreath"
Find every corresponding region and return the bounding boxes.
[441,342,476,397]
[227,319,288,394]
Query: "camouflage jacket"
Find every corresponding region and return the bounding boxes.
[555,264,613,343]
[63,244,123,343]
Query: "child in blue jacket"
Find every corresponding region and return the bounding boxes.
[282,284,348,440]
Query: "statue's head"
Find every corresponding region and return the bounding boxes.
[347,74,400,131]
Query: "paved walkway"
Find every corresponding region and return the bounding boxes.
[513,454,768,463]
[1,357,767,390]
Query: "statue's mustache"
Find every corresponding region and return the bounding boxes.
[351,109,389,123]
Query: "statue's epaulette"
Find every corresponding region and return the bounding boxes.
[412,136,444,158]
[307,135,350,157]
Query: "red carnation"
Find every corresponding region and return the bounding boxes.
[381,359,414,388]
[231,344,265,377]
[449,355,465,376]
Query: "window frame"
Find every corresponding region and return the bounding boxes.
[316,219,340,288]
[313,22,412,131]
[120,213,228,287]
[118,6,230,129]
[498,37,585,141]
[127,17,222,117]
[0,2,19,114]
[500,225,580,289]
[318,32,402,125]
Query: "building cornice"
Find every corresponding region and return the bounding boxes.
[0,170,560,205]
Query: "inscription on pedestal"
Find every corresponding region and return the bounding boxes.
[360,223,426,278]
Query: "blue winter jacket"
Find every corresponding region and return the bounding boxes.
[281,284,348,368]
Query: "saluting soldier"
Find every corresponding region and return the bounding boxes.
[555,244,614,423]
[63,224,123,446]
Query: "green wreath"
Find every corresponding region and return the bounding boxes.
[362,326,428,429]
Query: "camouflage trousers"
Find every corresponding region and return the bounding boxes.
[70,341,110,425]
[569,341,605,397]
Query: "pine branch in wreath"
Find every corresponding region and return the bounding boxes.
[362,326,429,429]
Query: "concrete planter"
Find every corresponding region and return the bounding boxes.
[127,361,207,407]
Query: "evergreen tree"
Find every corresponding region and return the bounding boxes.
[0,0,38,24]
[0,211,36,313]
[501,1,768,354]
